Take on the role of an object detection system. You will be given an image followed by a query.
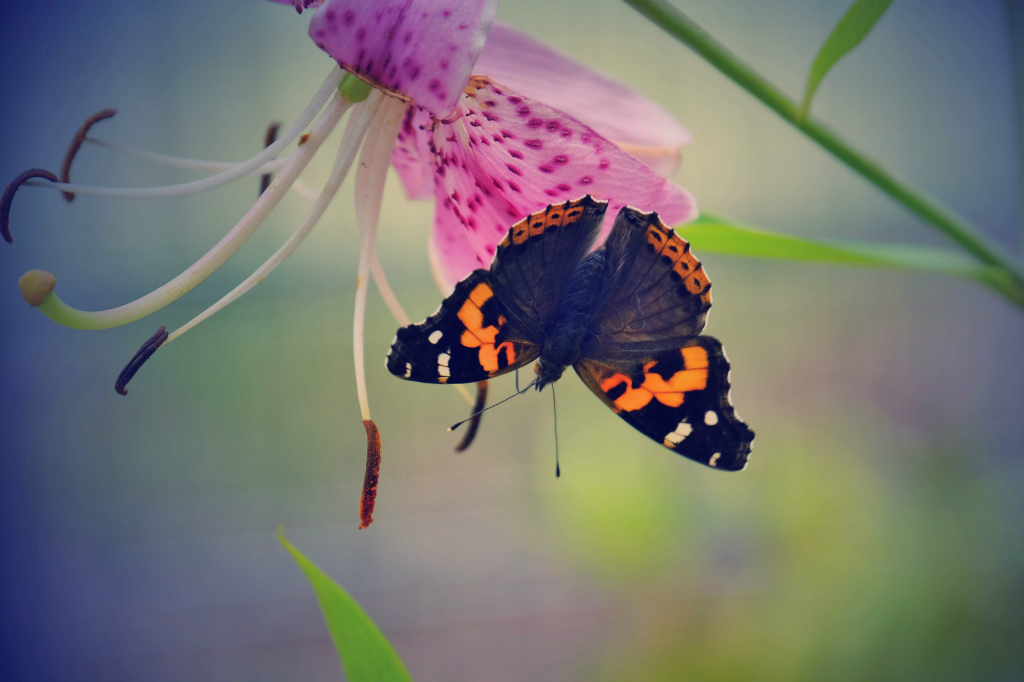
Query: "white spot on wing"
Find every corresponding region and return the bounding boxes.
[438,365,450,377]
[404,363,412,378]
[704,410,718,425]
[664,420,692,445]
[438,352,450,367]
[428,330,443,344]
[709,452,721,467]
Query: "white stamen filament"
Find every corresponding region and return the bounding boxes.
[165,90,385,344]
[33,93,350,330]
[21,67,344,199]
[353,96,406,421]
[84,137,295,174]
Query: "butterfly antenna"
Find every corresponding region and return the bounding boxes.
[552,382,561,478]
[447,378,537,432]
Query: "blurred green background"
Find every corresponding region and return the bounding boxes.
[1,1,1022,679]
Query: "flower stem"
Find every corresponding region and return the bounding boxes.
[623,0,1024,303]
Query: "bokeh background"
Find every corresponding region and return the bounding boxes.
[2,0,1023,679]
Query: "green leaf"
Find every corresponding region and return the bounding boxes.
[278,529,413,682]
[797,0,893,120]
[682,214,1014,287]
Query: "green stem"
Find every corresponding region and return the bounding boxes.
[623,0,1024,300]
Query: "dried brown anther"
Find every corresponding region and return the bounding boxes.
[60,108,117,202]
[260,122,281,196]
[359,419,382,529]
[454,380,488,452]
[2,169,59,243]
[115,325,168,396]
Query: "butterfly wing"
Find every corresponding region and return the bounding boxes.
[387,270,540,384]
[575,337,753,470]
[588,206,712,355]
[489,195,608,337]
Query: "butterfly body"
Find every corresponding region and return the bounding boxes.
[387,196,755,470]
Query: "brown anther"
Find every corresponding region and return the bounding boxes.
[60,108,117,202]
[298,133,312,146]
[17,270,57,307]
[115,325,168,396]
[359,419,382,529]
[2,169,59,243]
[454,380,488,452]
[463,75,490,99]
[260,122,281,196]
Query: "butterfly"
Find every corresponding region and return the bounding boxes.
[386,196,754,470]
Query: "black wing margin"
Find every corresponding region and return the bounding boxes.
[575,337,754,470]
[387,271,539,384]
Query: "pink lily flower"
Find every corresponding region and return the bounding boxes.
[5,0,697,524]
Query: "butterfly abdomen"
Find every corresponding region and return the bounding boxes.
[537,251,609,388]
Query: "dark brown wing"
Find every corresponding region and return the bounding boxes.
[488,195,607,337]
[575,337,753,470]
[587,206,712,357]
[387,271,539,384]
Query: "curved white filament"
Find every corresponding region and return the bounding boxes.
[165,91,385,344]
[32,94,350,330]
[22,66,343,199]
[353,96,406,420]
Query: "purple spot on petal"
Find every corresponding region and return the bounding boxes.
[440,59,449,69]
[516,105,531,117]
[506,164,522,176]
[500,130,515,139]
[580,176,593,185]
[539,165,553,173]
[545,189,558,197]
[342,10,353,24]
[557,183,572,192]
[509,149,523,159]
[356,28,366,40]
[525,139,543,149]
[546,120,560,132]
[599,159,610,170]
[553,155,568,165]
[508,181,521,192]
[443,9,452,17]
[527,118,543,128]
[508,96,522,104]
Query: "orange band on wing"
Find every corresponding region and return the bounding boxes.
[598,345,711,412]
[456,282,516,374]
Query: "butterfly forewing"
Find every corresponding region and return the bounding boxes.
[489,196,607,336]
[591,207,712,351]
[387,271,539,384]
[575,337,753,470]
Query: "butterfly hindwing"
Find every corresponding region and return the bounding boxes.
[590,206,712,353]
[574,337,753,470]
[489,196,607,336]
[387,270,540,384]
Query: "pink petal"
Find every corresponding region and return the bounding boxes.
[429,77,697,285]
[473,22,692,177]
[392,105,436,200]
[308,0,497,118]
